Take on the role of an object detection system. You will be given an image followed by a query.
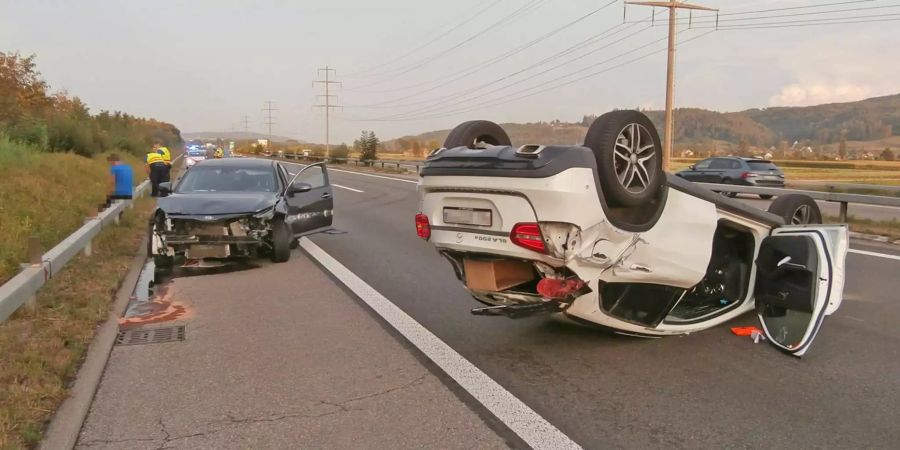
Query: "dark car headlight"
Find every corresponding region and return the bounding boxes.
[253,206,275,220]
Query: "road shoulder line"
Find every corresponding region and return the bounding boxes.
[299,237,581,450]
[849,248,900,261]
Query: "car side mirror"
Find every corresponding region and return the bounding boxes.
[689,164,696,170]
[287,182,312,196]
[159,182,172,194]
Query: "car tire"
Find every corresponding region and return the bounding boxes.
[767,194,822,224]
[583,110,664,208]
[270,218,292,263]
[759,194,774,200]
[716,179,738,198]
[443,120,511,149]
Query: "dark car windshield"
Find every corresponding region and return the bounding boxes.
[177,166,278,193]
[747,161,779,171]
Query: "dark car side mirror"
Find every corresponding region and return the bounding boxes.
[159,182,172,194]
[287,182,313,196]
[689,164,696,170]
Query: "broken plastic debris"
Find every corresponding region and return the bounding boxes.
[730,326,760,337]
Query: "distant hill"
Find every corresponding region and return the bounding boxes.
[385,93,900,154]
[182,131,303,143]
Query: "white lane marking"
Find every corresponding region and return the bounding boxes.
[299,238,581,450]
[282,161,418,184]
[849,249,900,261]
[332,184,364,193]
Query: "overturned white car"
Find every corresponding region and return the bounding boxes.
[416,110,848,357]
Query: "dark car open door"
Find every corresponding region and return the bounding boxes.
[754,225,848,357]
[283,162,334,237]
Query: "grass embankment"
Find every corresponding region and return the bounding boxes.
[0,137,153,449]
[0,137,145,284]
[826,215,900,241]
[0,197,154,449]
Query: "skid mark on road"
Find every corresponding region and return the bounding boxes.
[300,237,581,450]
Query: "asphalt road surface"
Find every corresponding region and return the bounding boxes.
[278,163,900,449]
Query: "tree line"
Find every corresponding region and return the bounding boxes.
[0,51,182,158]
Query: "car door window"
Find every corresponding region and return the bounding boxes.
[694,159,712,170]
[294,165,326,188]
[708,159,731,169]
[730,160,743,170]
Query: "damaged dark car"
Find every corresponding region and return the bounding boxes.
[149,158,333,268]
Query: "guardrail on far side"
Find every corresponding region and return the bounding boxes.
[0,180,150,322]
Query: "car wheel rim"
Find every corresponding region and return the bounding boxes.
[792,205,811,224]
[614,123,656,194]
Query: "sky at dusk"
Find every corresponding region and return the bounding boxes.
[3,0,898,142]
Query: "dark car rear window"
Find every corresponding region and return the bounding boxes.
[747,161,779,171]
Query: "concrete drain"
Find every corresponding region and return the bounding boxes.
[116,325,185,346]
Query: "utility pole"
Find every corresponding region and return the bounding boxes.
[262,100,278,146]
[240,115,251,133]
[313,66,342,158]
[625,1,717,170]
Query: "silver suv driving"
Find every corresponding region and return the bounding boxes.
[676,157,785,199]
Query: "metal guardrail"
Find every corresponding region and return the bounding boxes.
[265,151,900,221]
[699,182,900,221]
[275,153,424,171]
[0,180,151,322]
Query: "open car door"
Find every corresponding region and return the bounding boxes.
[284,162,334,237]
[754,225,848,357]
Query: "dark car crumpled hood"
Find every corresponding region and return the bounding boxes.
[157,192,278,219]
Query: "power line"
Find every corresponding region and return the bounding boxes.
[313,66,342,158]
[375,24,660,120]
[348,0,549,91]
[713,14,900,30]
[633,1,898,26]
[353,29,713,123]
[347,0,619,98]
[345,0,505,78]
[351,11,665,115]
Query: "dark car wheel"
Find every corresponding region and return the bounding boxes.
[768,194,822,224]
[759,194,774,200]
[270,218,292,263]
[443,120,511,149]
[584,110,664,208]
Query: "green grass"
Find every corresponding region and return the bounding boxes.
[0,198,154,450]
[826,215,900,241]
[0,137,146,284]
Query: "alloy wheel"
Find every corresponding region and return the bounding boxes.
[613,123,656,194]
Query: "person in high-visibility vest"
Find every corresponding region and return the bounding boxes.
[153,142,172,182]
[214,148,224,159]
[146,149,168,197]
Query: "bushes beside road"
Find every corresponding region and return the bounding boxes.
[0,136,145,284]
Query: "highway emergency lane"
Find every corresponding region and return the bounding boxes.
[306,167,900,449]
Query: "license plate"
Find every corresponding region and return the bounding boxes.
[443,207,492,226]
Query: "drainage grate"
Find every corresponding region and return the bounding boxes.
[116,325,185,346]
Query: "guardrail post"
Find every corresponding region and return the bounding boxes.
[839,202,848,222]
[27,236,42,266]
[381,162,384,168]
[83,239,92,257]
